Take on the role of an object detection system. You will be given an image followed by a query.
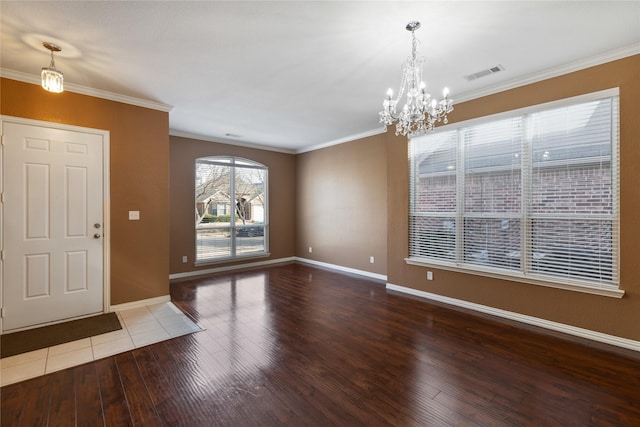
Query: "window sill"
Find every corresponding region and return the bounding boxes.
[195,252,271,267]
[405,257,625,299]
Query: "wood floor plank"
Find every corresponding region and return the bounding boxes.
[94,357,133,426]
[7,374,52,426]
[131,345,201,426]
[74,363,105,427]
[2,263,640,426]
[113,351,164,426]
[46,369,76,426]
[0,381,23,425]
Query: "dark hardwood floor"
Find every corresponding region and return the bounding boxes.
[2,262,639,426]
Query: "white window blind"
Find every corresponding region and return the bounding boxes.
[463,117,523,270]
[409,91,619,291]
[410,130,458,262]
[526,98,618,284]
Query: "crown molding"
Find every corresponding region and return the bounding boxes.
[334,44,640,152]
[169,130,297,154]
[0,68,173,112]
[4,45,638,152]
[453,43,640,104]
[296,128,386,154]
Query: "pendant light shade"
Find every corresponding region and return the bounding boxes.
[41,42,64,93]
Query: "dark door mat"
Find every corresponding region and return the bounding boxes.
[1,312,122,358]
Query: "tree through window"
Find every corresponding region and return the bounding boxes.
[195,156,268,263]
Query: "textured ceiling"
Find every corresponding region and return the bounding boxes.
[1,1,639,152]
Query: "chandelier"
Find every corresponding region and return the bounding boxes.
[379,21,453,136]
[41,42,64,93]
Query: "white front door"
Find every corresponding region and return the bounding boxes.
[2,119,107,332]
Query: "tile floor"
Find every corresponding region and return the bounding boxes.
[0,301,202,387]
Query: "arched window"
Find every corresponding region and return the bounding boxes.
[195,156,268,263]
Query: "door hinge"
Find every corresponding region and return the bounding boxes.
[1,307,4,318]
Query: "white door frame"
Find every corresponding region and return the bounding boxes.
[0,115,111,333]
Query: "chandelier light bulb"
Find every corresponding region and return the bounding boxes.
[379,21,454,137]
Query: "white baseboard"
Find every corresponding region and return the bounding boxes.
[169,256,386,282]
[110,295,171,312]
[296,257,387,282]
[386,283,640,353]
[169,257,297,280]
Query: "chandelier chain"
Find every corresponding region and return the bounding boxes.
[411,29,417,62]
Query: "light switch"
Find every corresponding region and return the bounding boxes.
[129,210,140,220]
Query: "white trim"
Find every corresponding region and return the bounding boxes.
[301,47,638,152]
[102,131,111,313]
[386,283,640,353]
[169,256,296,280]
[295,128,386,154]
[170,130,296,154]
[405,258,625,299]
[1,115,113,136]
[413,88,620,138]
[0,68,173,113]
[4,46,637,153]
[170,257,388,282]
[173,125,384,156]
[453,43,639,104]
[110,295,170,312]
[296,258,387,282]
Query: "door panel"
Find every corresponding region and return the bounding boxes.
[2,121,105,331]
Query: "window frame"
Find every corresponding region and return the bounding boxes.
[407,88,623,298]
[194,156,269,265]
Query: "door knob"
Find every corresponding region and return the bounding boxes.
[94,223,101,229]
[94,233,101,239]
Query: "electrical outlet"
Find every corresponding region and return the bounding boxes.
[308,246,313,253]
[182,256,188,263]
[370,256,375,264]
[128,210,140,220]
[427,271,433,281]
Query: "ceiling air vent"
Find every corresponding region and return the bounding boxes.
[465,65,505,81]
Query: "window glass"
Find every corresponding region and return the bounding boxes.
[195,157,268,263]
[409,92,619,289]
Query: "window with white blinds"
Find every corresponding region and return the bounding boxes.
[409,89,619,292]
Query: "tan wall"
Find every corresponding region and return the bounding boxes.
[296,134,388,276]
[388,55,640,341]
[169,136,296,274]
[1,78,170,305]
[5,53,637,342]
